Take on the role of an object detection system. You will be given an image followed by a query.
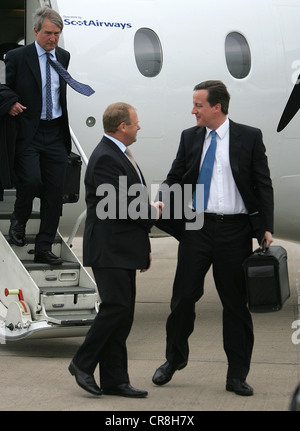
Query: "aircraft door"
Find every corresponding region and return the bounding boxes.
[0,0,48,84]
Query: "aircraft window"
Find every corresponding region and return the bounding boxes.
[225,32,251,79]
[134,28,163,77]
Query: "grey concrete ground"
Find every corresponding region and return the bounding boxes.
[0,236,299,412]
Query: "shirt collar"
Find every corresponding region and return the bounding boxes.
[206,116,229,140]
[35,41,56,58]
[104,133,127,153]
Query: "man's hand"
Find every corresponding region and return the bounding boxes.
[151,201,164,220]
[261,231,273,248]
[8,102,27,116]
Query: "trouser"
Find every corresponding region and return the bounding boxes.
[166,214,254,380]
[72,267,136,388]
[14,118,68,252]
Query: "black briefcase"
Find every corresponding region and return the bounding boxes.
[63,152,82,204]
[243,244,290,313]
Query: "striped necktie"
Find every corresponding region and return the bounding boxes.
[46,52,95,96]
[46,53,53,120]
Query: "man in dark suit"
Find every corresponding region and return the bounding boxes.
[5,7,71,265]
[153,81,274,396]
[69,102,163,397]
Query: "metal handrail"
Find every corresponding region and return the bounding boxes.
[66,127,88,246]
[69,127,89,166]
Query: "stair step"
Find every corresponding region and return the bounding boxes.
[23,261,80,271]
[0,213,41,236]
[1,189,16,196]
[3,235,62,261]
[39,285,96,295]
[45,312,97,326]
[23,260,81,287]
[5,234,62,245]
[0,212,40,220]
[40,284,98,312]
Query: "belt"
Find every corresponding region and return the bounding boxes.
[204,213,249,222]
[40,116,63,124]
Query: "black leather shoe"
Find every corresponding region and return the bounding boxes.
[102,383,148,398]
[152,361,187,386]
[9,218,26,247]
[34,250,63,265]
[226,378,254,396]
[68,361,102,396]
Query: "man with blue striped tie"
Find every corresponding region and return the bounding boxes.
[153,80,274,396]
[5,6,94,265]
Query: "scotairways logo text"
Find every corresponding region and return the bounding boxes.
[64,18,132,29]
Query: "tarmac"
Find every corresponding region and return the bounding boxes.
[0,235,299,415]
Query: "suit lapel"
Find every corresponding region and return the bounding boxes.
[55,48,65,66]
[229,119,242,176]
[24,43,42,91]
[102,136,145,184]
[193,126,206,162]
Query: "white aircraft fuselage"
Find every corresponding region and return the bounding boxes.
[46,0,300,242]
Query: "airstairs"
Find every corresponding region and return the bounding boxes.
[0,190,99,342]
[0,131,99,342]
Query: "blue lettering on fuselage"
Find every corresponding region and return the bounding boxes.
[64,18,132,29]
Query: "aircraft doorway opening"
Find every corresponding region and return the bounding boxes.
[0,0,47,83]
[0,0,24,83]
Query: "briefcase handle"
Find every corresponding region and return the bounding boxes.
[254,239,268,255]
[261,239,268,252]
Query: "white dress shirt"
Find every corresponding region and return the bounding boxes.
[35,41,62,120]
[201,118,247,214]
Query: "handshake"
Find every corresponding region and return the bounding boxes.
[151,201,164,220]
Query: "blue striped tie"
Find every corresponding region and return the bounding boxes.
[193,130,217,212]
[46,53,53,120]
[46,53,95,96]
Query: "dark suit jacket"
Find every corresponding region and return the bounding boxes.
[83,136,157,269]
[5,43,71,154]
[156,120,274,242]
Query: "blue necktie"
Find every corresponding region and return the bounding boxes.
[46,52,95,96]
[193,130,217,212]
[46,54,53,120]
